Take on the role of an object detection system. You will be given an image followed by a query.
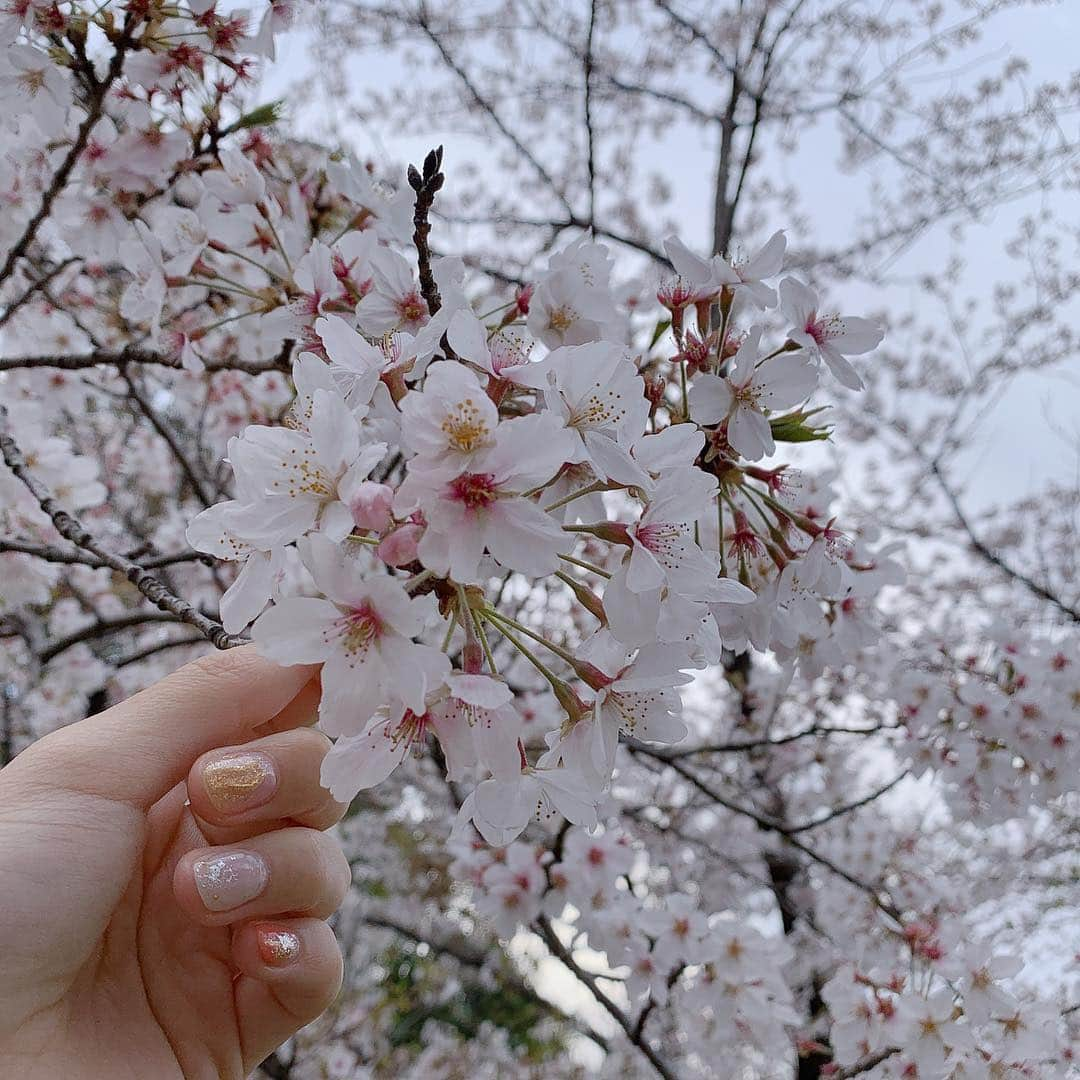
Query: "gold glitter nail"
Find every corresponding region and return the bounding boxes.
[202,752,276,812]
[258,927,301,966]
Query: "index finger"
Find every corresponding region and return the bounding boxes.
[11,646,320,809]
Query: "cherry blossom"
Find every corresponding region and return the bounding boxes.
[252,536,448,731]
[779,277,885,390]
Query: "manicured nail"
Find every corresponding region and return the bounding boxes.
[256,924,301,966]
[202,751,277,813]
[193,851,268,912]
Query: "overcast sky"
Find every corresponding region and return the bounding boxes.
[259,1,1080,514]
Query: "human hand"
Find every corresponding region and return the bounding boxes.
[0,646,350,1080]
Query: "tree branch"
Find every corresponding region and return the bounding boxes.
[0,346,292,375]
[407,146,446,316]
[364,911,609,1050]
[583,0,599,227]
[0,405,241,652]
[929,459,1079,622]
[535,915,677,1080]
[0,257,80,330]
[120,369,217,508]
[830,1047,900,1078]
[627,742,903,922]
[0,23,129,289]
[0,538,212,571]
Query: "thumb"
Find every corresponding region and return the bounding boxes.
[8,646,318,809]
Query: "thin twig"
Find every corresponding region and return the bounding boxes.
[0,405,240,652]
[0,346,292,375]
[0,538,212,570]
[121,369,216,508]
[784,769,911,835]
[407,146,446,316]
[830,1047,901,1078]
[364,912,609,1050]
[0,24,129,289]
[535,915,678,1080]
[39,612,212,665]
[627,741,903,922]
[930,459,1079,623]
[0,257,80,330]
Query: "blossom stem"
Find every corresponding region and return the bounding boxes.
[479,611,568,700]
[214,245,288,285]
[259,205,293,274]
[717,497,727,576]
[715,300,731,374]
[194,309,259,336]
[735,484,775,534]
[455,583,484,673]
[477,299,514,320]
[754,344,790,366]
[176,277,261,300]
[756,488,817,536]
[405,569,434,592]
[543,481,609,513]
[558,552,611,579]
[482,608,578,668]
[471,607,499,674]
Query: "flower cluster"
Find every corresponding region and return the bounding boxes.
[821,933,1068,1075]
[896,632,1079,823]
[184,209,888,846]
[451,828,796,1064]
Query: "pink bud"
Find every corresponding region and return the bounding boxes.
[349,481,393,531]
[378,523,422,567]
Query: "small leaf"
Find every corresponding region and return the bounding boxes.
[232,100,284,130]
[770,406,833,443]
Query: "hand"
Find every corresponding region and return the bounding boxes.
[0,646,350,1080]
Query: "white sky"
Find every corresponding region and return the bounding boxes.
[255,1,1079,516]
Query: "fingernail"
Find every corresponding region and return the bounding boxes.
[193,851,268,912]
[256,924,302,966]
[202,752,277,813]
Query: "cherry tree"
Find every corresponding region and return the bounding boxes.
[0,3,1077,1080]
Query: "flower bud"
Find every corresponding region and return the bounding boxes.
[378,523,422,566]
[348,481,394,531]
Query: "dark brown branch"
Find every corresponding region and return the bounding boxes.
[363,912,609,1050]
[0,23,130,289]
[930,459,1079,623]
[413,10,574,215]
[407,145,446,316]
[120,369,216,508]
[830,1047,900,1078]
[0,257,80,330]
[0,538,212,571]
[582,0,599,227]
[0,346,292,375]
[627,741,902,922]
[784,770,911,835]
[112,633,206,669]
[0,405,241,653]
[535,915,677,1080]
[39,611,213,664]
[663,721,894,757]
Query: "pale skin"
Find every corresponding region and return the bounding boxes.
[0,646,351,1080]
